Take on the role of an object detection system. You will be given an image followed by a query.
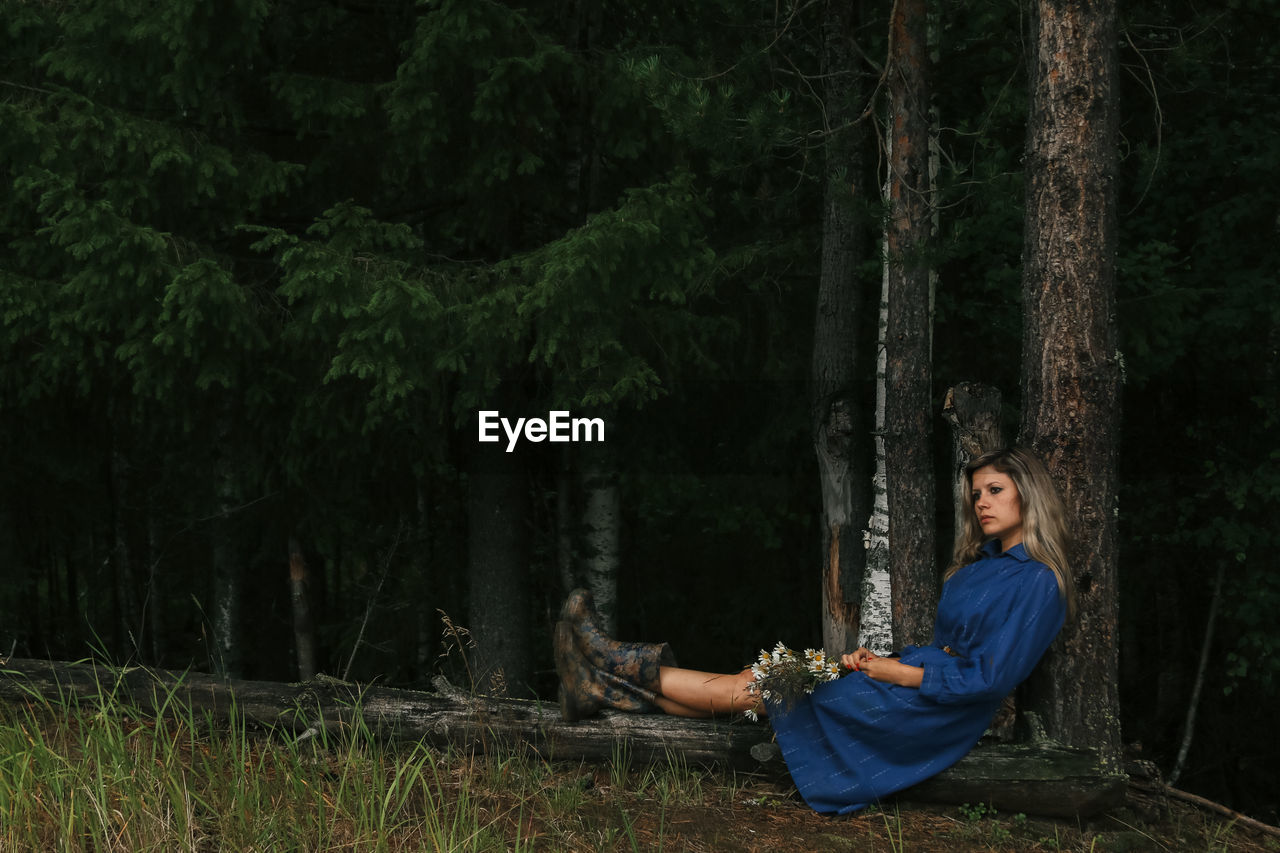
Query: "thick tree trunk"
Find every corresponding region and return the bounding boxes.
[467,447,532,697]
[0,657,1123,818]
[813,0,871,656]
[1017,0,1122,763]
[884,0,937,648]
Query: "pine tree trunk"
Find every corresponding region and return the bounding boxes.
[884,0,937,648]
[578,443,620,636]
[1017,0,1122,762]
[556,446,576,595]
[942,382,1003,529]
[288,538,317,681]
[467,446,532,697]
[814,0,871,656]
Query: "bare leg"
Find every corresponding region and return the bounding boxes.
[653,666,761,718]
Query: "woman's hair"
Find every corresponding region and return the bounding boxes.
[945,447,1077,622]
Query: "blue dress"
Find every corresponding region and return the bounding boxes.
[769,540,1066,814]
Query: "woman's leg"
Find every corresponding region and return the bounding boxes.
[652,666,760,718]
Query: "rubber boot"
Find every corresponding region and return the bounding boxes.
[553,621,661,722]
[559,588,676,697]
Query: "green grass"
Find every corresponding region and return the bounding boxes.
[0,677,737,852]
[0,679,1264,852]
[0,681,504,851]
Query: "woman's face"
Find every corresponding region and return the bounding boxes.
[971,465,1024,550]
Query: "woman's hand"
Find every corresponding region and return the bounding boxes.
[841,647,877,672]
[842,648,924,688]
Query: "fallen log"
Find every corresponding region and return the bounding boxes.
[0,657,1123,817]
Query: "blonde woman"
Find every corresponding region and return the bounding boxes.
[554,447,1073,814]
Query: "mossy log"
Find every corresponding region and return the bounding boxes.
[0,658,1123,817]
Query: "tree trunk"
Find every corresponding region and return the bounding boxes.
[578,442,620,636]
[146,515,166,664]
[941,382,1003,530]
[813,0,871,657]
[556,446,576,595]
[108,435,140,657]
[467,446,532,697]
[1169,561,1223,786]
[883,0,937,648]
[211,419,242,679]
[1017,0,1122,762]
[288,537,317,681]
[861,228,892,654]
[0,657,1124,818]
[413,481,435,677]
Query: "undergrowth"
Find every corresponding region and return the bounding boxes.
[0,673,1267,852]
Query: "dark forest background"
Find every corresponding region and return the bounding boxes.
[1,0,1276,822]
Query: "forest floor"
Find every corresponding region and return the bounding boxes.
[487,761,1278,853]
[2,685,1276,852]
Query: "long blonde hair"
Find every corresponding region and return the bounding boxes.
[945,447,1076,622]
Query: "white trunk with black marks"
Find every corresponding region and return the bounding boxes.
[859,166,893,656]
[211,443,241,678]
[578,449,619,637]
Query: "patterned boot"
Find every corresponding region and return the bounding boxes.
[559,588,676,698]
[553,621,661,722]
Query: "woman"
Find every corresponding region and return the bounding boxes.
[553,447,1075,814]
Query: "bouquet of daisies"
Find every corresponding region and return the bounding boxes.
[744,642,843,720]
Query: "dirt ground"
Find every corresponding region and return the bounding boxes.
[524,768,1279,852]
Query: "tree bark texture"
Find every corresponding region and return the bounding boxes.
[942,382,1004,528]
[578,442,620,637]
[884,0,937,648]
[861,243,892,654]
[211,417,242,679]
[1017,0,1122,762]
[288,538,317,681]
[467,447,532,697]
[813,0,871,657]
[0,657,1124,817]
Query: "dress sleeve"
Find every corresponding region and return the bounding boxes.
[917,567,1065,705]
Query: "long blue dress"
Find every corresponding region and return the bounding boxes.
[769,540,1066,814]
